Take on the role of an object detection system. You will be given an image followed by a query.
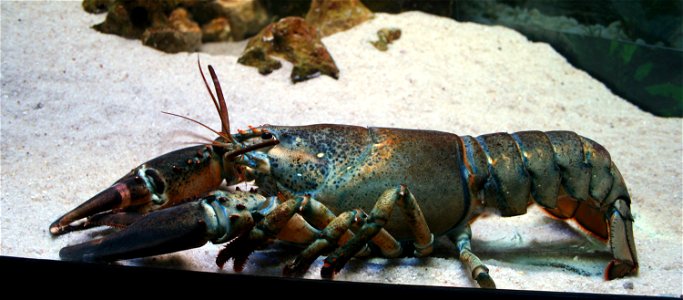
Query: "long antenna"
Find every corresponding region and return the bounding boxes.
[197,59,233,142]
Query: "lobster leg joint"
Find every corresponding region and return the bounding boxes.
[449,225,495,289]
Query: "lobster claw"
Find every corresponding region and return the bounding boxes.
[49,176,154,236]
[59,202,210,262]
[59,191,259,262]
[59,191,265,262]
[49,145,227,236]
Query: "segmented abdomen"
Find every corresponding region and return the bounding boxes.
[460,131,630,238]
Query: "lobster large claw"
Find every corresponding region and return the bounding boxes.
[59,201,211,262]
[49,145,230,236]
[59,191,260,262]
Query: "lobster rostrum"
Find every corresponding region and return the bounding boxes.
[51,63,638,288]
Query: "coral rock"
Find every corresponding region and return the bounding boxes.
[238,17,339,83]
[213,0,269,41]
[92,1,161,39]
[84,0,271,52]
[141,7,202,53]
[371,28,401,51]
[201,17,232,42]
[305,0,373,37]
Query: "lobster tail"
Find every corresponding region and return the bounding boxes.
[464,131,631,217]
[462,130,638,279]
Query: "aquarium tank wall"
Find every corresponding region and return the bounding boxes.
[352,0,683,117]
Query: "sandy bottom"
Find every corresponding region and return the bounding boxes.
[1,2,681,297]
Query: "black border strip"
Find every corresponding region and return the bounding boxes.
[1,256,674,299]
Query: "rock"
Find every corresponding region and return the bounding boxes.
[141,7,202,53]
[82,0,114,14]
[92,0,166,39]
[371,28,401,51]
[212,0,269,41]
[201,17,232,42]
[84,0,271,52]
[305,0,374,37]
[260,0,310,19]
[238,17,339,83]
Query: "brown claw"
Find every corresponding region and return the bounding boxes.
[50,174,154,236]
[50,182,142,236]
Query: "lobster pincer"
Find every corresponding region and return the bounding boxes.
[50,145,230,236]
[59,191,264,262]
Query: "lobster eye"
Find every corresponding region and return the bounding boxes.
[261,132,273,140]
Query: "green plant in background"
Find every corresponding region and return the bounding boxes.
[604,39,682,117]
[452,0,682,117]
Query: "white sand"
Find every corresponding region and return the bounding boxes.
[1,2,681,296]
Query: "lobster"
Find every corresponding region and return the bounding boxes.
[50,62,638,289]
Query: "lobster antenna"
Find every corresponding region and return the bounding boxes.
[208,65,232,141]
[197,58,221,128]
[197,58,233,143]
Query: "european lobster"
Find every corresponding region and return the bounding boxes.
[50,63,638,288]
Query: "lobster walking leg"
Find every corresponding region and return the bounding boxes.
[448,225,496,289]
[283,206,404,276]
[215,196,315,270]
[283,209,365,276]
[216,195,365,270]
[320,185,435,278]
